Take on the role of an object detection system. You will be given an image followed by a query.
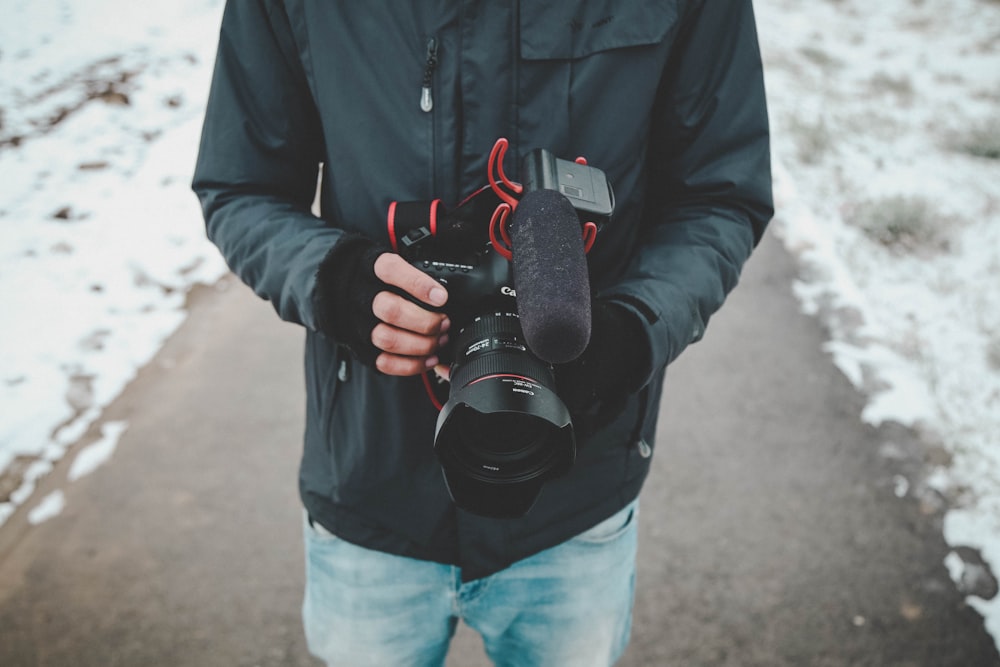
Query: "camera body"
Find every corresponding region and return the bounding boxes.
[391,147,614,518]
[407,249,517,330]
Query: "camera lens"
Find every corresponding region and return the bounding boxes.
[433,311,575,517]
[449,409,561,484]
[448,311,551,389]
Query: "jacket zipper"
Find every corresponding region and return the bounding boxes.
[320,345,348,451]
[420,37,438,112]
[631,385,652,458]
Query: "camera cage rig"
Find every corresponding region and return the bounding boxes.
[486,137,606,259]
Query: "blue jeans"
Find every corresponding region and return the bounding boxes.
[302,501,639,667]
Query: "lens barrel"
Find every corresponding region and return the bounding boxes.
[434,311,575,518]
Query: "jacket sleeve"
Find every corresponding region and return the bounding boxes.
[192,0,339,330]
[602,0,774,386]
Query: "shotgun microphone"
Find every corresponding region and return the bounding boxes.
[509,188,592,364]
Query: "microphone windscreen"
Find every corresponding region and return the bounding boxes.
[510,189,592,364]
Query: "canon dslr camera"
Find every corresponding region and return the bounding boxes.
[390,146,614,518]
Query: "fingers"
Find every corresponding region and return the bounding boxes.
[371,291,449,336]
[375,349,440,376]
[371,319,448,360]
[374,253,448,309]
[370,289,451,372]
[370,254,451,376]
[372,323,450,376]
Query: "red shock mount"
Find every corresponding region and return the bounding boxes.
[486,138,597,261]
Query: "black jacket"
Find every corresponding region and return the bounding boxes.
[193,0,773,581]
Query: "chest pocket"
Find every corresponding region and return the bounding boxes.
[514,0,680,218]
[519,0,679,60]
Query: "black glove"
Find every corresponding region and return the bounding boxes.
[555,299,650,433]
[313,234,389,367]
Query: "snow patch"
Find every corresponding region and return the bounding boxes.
[28,490,65,525]
[68,421,128,482]
[758,0,1000,651]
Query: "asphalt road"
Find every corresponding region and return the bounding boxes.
[0,234,997,666]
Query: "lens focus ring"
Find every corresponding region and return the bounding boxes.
[451,312,552,389]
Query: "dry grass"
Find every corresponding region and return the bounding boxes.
[987,336,1000,372]
[847,195,952,252]
[948,118,1000,160]
[787,115,835,165]
[799,45,844,70]
[868,72,916,104]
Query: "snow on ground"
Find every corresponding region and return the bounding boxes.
[0,0,997,650]
[0,0,228,523]
[756,0,1000,645]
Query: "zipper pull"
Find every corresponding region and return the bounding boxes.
[421,37,438,113]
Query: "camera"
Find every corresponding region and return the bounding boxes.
[390,146,614,518]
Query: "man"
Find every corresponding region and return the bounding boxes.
[193,1,772,665]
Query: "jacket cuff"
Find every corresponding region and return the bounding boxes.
[313,234,388,367]
[606,284,695,389]
[554,299,651,427]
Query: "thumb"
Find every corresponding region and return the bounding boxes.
[374,253,449,309]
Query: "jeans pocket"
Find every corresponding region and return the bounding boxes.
[572,500,638,545]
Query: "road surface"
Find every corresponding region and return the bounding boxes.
[0,234,996,666]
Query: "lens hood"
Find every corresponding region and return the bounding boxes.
[434,375,574,518]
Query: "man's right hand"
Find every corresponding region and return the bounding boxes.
[370,253,450,376]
